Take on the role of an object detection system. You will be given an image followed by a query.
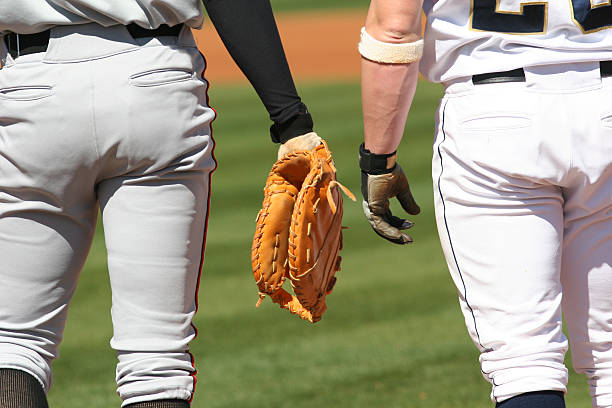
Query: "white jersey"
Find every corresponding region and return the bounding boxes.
[0,0,204,34]
[420,0,612,82]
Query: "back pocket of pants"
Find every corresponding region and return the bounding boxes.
[0,86,54,101]
[460,113,531,131]
[129,69,194,87]
[600,112,612,128]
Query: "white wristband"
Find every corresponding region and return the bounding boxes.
[358,27,423,64]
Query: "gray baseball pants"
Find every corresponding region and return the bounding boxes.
[0,23,216,405]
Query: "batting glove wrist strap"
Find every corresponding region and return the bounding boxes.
[359,142,396,175]
[270,107,314,144]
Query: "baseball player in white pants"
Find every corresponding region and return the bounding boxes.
[0,0,317,407]
[359,1,612,407]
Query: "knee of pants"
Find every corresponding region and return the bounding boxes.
[116,351,196,405]
[0,342,53,392]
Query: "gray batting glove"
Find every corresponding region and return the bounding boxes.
[361,164,420,244]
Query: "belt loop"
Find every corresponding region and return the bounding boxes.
[16,34,20,58]
[5,34,12,55]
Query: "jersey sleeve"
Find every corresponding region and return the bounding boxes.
[202,0,313,143]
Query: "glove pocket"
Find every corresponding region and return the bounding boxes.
[270,151,312,189]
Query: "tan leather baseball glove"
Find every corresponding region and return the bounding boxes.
[251,136,355,323]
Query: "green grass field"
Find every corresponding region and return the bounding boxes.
[45,79,592,407]
[41,2,592,405]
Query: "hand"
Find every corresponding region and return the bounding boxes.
[361,164,420,244]
[277,132,322,160]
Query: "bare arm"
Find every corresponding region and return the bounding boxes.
[359,0,424,245]
[361,0,423,158]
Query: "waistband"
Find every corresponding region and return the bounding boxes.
[1,23,195,65]
[3,23,183,59]
[444,61,611,93]
[472,61,612,85]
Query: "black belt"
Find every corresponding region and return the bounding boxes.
[3,23,182,58]
[472,61,612,85]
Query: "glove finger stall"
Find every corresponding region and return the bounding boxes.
[252,160,305,294]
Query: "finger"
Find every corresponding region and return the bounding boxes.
[387,213,414,230]
[397,187,421,215]
[363,201,413,245]
[392,165,421,215]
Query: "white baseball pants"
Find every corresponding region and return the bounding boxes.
[0,24,216,405]
[433,62,612,407]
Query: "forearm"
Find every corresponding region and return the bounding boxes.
[362,59,418,156]
[361,0,423,156]
[203,0,310,138]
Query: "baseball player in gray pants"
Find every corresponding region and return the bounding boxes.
[0,0,316,407]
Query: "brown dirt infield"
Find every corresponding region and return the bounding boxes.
[192,9,367,84]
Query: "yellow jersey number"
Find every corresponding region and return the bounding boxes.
[471,0,612,34]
